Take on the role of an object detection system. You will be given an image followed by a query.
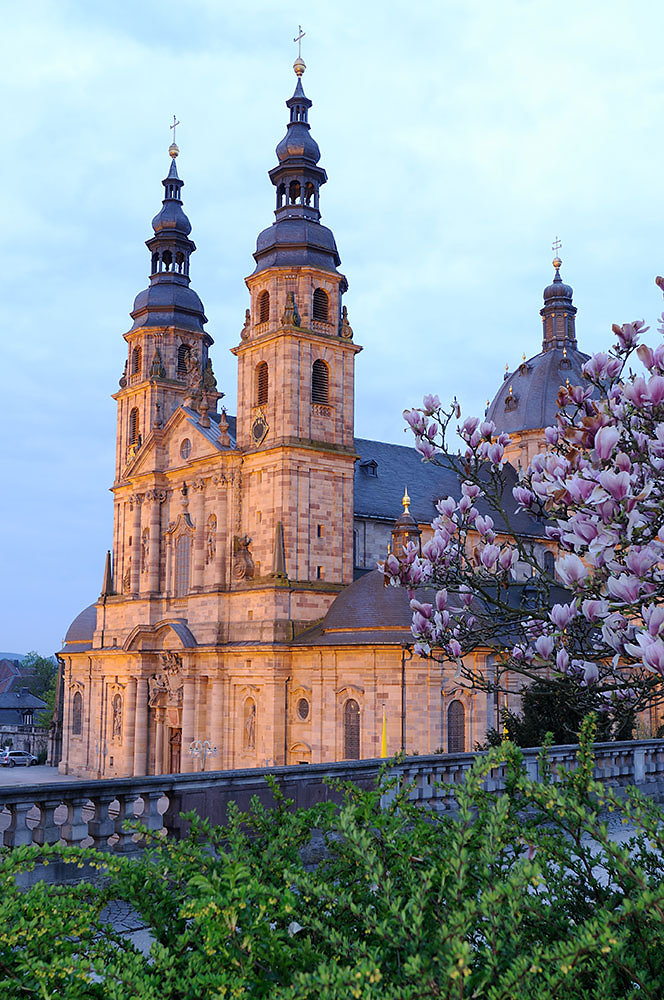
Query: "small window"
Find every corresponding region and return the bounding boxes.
[317,524,324,538]
[289,180,301,204]
[311,359,330,404]
[131,345,142,375]
[447,700,466,753]
[256,361,269,406]
[313,288,329,321]
[344,699,360,759]
[180,438,191,460]
[129,407,140,445]
[544,550,555,575]
[258,290,270,324]
[174,536,191,597]
[316,565,323,579]
[297,698,310,720]
[177,343,191,376]
[72,691,83,736]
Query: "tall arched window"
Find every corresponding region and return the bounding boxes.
[311,359,329,404]
[177,343,191,376]
[447,700,466,753]
[313,288,329,321]
[175,536,191,596]
[258,290,270,324]
[72,691,83,736]
[256,361,269,406]
[344,699,360,759]
[288,180,301,204]
[129,407,139,445]
[543,550,555,576]
[131,345,142,376]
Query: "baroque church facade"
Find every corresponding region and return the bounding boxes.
[59,60,585,778]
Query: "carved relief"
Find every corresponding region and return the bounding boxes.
[123,560,132,594]
[233,535,255,581]
[149,651,184,709]
[141,528,149,572]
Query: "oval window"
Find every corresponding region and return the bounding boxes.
[180,438,191,460]
[297,698,310,720]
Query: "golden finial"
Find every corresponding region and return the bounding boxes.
[169,115,180,158]
[505,362,509,373]
[293,25,306,76]
[508,385,513,395]
[402,486,411,514]
[522,352,526,362]
[552,236,562,271]
[566,377,570,388]
[563,346,567,358]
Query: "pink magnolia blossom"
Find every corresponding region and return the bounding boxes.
[555,554,589,588]
[556,648,570,673]
[535,635,555,659]
[422,393,441,414]
[594,425,620,460]
[480,545,500,570]
[550,603,576,629]
[598,470,631,501]
[606,573,643,604]
[581,599,609,622]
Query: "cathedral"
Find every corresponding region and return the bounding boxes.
[58,57,588,778]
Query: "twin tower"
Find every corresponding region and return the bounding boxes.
[60,60,362,777]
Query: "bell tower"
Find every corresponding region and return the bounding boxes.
[112,139,217,485]
[232,56,361,602]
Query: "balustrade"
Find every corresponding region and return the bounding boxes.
[0,739,663,852]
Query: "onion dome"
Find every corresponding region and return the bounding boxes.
[252,62,342,276]
[129,146,207,333]
[486,257,590,436]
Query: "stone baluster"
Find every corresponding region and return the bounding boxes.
[4,800,37,848]
[111,793,137,853]
[130,495,142,595]
[139,790,166,838]
[88,793,120,851]
[32,798,64,846]
[133,678,148,776]
[60,794,93,846]
[192,479,206,591]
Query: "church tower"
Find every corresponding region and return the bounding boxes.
[113,140,216,487]
[231,56,361,627]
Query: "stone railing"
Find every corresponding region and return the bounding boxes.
[2,740,664,852]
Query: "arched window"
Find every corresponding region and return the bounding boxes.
[162,249,172,271]
[174,535,191,597]
[72,691,83,736]
[543,550,555,576]
[447,700,466,753]
[256,361,269,406]
[129,407,139,445]
[344,699,360,759]
[311,359,329,404]
[289,180,301,204]
[258,290,270,324]
[131,345,142,376]
[313,288,329,321]
[277,183,286,208]
[177,343,191,376]
[304,182,315,206]
[244,698,256,749]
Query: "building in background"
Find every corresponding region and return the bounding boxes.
[58,60,587,777]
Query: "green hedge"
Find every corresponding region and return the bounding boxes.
[2,717,664,998]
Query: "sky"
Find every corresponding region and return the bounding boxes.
[2,0,664,655]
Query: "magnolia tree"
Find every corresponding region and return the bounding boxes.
[384,278,664,727]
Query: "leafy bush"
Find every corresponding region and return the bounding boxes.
[2,717,664,998]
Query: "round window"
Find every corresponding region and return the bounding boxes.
[297,698,309,720]
[180,438,191,459]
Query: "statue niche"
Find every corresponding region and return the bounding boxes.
[233,535,255,581]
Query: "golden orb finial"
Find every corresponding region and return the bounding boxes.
[169,116,180,157]
[293,25,306,76]
[402,486,411,514]
[169,142,179,158]
[293,56,306,76]
[552,255,562,271]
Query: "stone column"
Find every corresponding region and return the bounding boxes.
[124,678,137,776]
[180,676,196,773]
[147,491,164,595]
[130,495,142,595]
[214,477,227,588]
[58,660,71,774]
[133,678,148,775]
[210,675,224,764]
[192,479,206,591]
[154,708,165,775]
[165,535,173,597]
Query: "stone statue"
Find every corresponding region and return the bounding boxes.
[123,560,131,594]
[340,305,353,340]
[112,694,122,740]
[240,308,251,341]
[233,535,255,581]
[141,528,149,571]
[244,701,256,749]
[206,514,217,564]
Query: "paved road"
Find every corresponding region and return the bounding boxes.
[0,765,80,786]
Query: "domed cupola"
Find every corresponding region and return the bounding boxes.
[485,255,590,450]
[252,57,342,275]
[129,143,207,333]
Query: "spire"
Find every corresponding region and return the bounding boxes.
[540,247,578,353]
[129,141,207,333]
[252,57,342,276]
[391,488,421,561]
[100,550,113,598]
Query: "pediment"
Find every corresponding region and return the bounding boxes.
[124,405,233,479]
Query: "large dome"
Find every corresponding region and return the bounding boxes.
[486,346,590,435]
[62,603,96,652]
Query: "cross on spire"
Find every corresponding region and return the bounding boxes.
[170,115,180,144]
[552,236,562,257]
[294,25,305,59]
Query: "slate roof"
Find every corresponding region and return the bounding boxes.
[0,687,47,726]
[182,408,237,450]
[353,437,545,538]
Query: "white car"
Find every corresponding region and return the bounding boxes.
[0,750,38,767]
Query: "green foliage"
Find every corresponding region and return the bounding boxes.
[2,717,664,997]
[19,651,58,725]
[480,675,636,749]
